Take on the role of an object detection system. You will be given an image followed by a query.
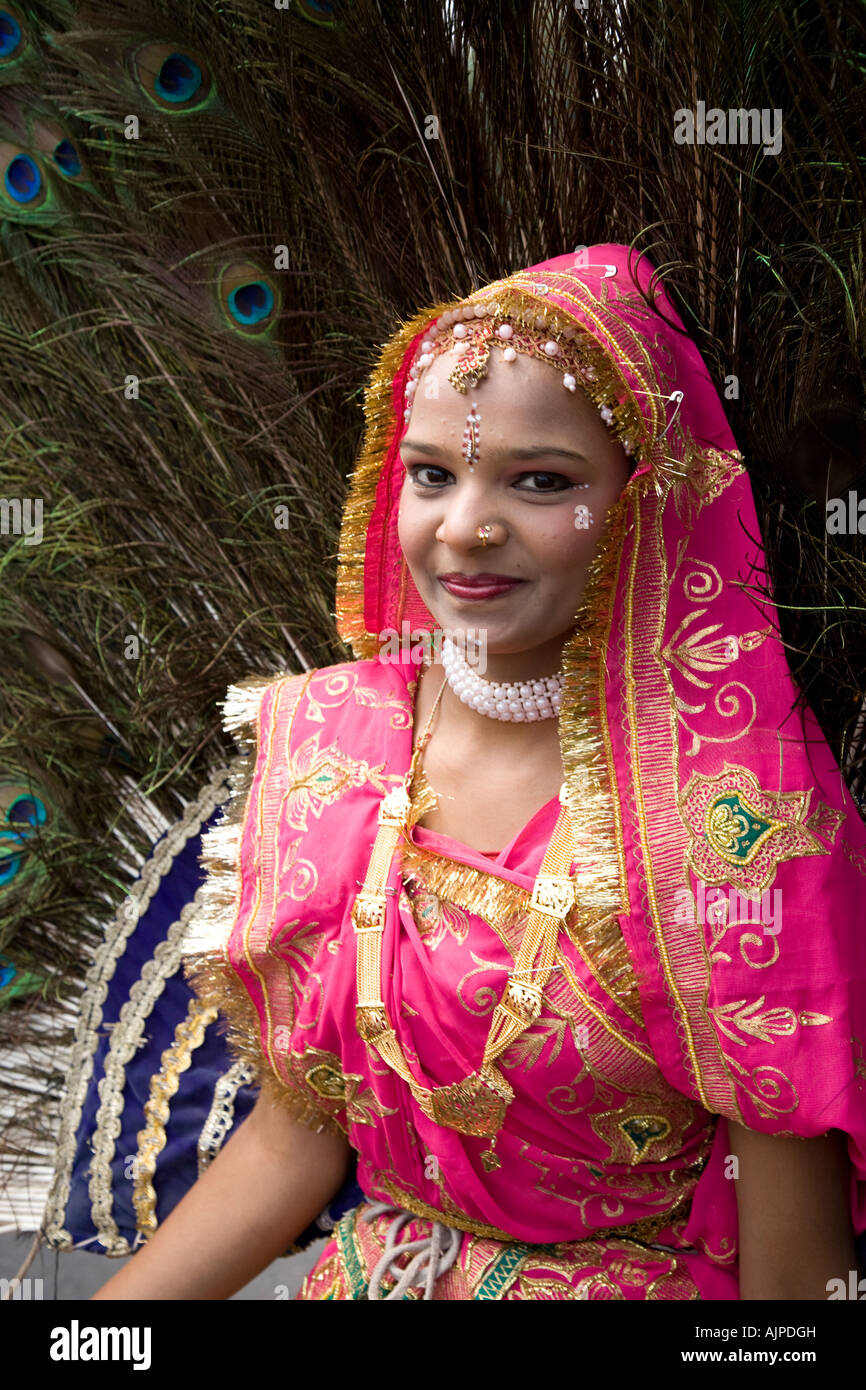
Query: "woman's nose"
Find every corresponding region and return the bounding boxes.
[434,483,502,549]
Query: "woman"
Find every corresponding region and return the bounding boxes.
[94,244,866,1300]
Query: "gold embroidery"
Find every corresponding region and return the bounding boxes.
[663,610,771,693]
[286,1046,398,1127]
[374,1171,690,1248]
[184,672,347,1140]
[805,801,846,844]
[303,666,413,731]
[282,731,397,832]
[711,998,832,1046]
[680,765,828,892]
[724,1055,799,1118]
[842,840,866,877]
[133,997,218,1238]
[625,487,741,1117]
[401,841,529,951]
[401,842,644,1024]
[502,1014,572,1072]
[525,1141,703,1230]
[403,876,472,951]
[675,447,744,522]
[590,1090,698,1165]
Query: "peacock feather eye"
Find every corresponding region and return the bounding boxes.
[1,147,44,207]
[0,8,25,64]
[30,118,88,183]
[295,0,341,25]
[132,42,214,113]
[219,261,281,335]
[0,781,49,889]
[51,138,81,178]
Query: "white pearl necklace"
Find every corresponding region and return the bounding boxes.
[440,637,563,722]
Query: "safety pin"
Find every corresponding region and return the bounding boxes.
[631,387,685,437]
[572,251,617,277]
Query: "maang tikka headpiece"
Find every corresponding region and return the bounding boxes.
[402,296,636,458]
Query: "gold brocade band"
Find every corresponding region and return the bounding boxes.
[353,783,578,1139]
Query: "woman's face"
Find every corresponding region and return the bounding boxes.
[397,344,632,665]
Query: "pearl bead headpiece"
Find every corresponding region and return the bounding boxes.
[403,298,636,457]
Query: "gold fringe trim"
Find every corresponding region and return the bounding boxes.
[183,670,346,1139]
[401,841,530,951]
[335,297,457,658]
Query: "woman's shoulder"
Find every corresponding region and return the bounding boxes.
[220,654,415,741]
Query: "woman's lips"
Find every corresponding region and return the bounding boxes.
[437,573,525,601]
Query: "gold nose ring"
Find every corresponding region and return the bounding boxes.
[477,524,494,547]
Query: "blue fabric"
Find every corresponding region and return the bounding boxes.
[62,806,362,1253]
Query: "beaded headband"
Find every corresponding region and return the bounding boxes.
[403,300,635,457]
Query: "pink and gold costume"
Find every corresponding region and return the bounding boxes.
[184,246,866,1299]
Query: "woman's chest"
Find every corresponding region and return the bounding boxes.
[412,750,565,855]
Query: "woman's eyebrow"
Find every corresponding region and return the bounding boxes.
[401,439,590,465]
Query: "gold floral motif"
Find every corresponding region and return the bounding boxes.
[590,1090,698,1166]
[403,877,471,951]
[285,1046,398,1128]
[281,730,398,834]
[711,998,832,1047]
[303,668,413,730]
[663,610,772,692]
[456,953,509,1016]
[804,801,846,844]
[680,765,827,892]
[673,447,744,529]
[501,1014,572,1072]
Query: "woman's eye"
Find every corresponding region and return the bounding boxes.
[513,472,574,493]
[406,463,451,487]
